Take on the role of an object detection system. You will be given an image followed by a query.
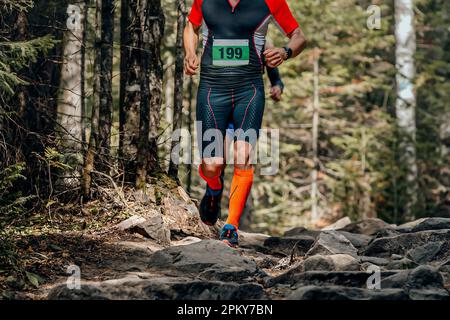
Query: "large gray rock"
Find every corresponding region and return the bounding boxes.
[381,265,445,290]
[239,231,270,252]
[288,285,408,300]
[407,265,445,289]
[148,240,260,281]
[283,227,320,239]
[408,289,450,300]
[263,236,315,256]
[117,214,171,246]
[171,236,202,247]
[372,228,401,239]
[303,254,360,272]
[116,215,147,230]
[306,231,358,258]
[267,270,397,288]
[337,231,372,250]
[322,217,352,231]
[396,217,450,233]
[439,261,450,286]
[358,256,390,266]
[363,229,450,258]
[380,265,450,299]
[385,258,418,270]
[48,276,265,300]
[406,242,446,264]
[340,218,395,236]
[161,194,214,239]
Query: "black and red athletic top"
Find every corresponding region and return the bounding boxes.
[188,0,299,85]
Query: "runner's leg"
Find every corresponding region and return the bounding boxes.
[196,85,233,225]
[226,82,265,229]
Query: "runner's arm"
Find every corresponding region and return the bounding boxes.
[265,40,285,90]
[286,27,307,59]
[183,21,201,75]
[267,66,284,91]
[264,0,307,67]
[265,26,306,67]
[184,0,203,75]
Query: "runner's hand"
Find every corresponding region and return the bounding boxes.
[263,48,287,68]
[270,85,283,102]
[184,53,199,75]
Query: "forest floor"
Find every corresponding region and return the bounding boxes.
[1,178,450,300]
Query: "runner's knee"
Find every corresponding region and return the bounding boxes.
[233,141,253,169]
[201,158,224,177]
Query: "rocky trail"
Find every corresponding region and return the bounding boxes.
[22,187,450,300]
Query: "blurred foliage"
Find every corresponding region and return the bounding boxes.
[0,163,33,219]
[0,35,56,95]
[0,0,54,249]
[414,0,450,217]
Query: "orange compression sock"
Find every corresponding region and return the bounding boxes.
[198,165,222,191]
[226,167,254,229]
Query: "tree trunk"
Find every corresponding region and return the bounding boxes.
[119,0,128,151]
[163,56,174,166]
[168,0,186,178]
[146,0,164,174]
[97,0,114,173]
[81,0,88,145]
[13,11,28,118]
[119,0,141,183]
[57,1,86,188]
[186,77,194,194]
[135,0,150,189]
[82,0,102,198]
[311,51,320,223]
[440,113,450,161]
[135,0,164,187]
[395,0,418,221]
[165,56,174,124]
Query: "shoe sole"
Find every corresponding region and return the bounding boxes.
[199,209,220,226]
[199,193,222,226]
[200,217,218,226]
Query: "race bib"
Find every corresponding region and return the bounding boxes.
[212,39,249,67]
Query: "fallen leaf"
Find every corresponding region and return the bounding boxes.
[48,244,62,251]
[25,271,40,288]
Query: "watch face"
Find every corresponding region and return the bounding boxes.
[284,47,292,59]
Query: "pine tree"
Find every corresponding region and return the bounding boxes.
[97,0,114,173]
[82,0,103,198]
[0,0,56,212]
[119,0,141,183]
[135,0,165,188]
[168,0,186,178]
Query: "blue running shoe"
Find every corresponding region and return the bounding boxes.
[220,224,239,247]
[199,173,224,226]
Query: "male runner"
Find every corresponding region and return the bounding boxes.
[184,0,306,246]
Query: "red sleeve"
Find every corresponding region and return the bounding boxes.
[265,0,299,35]
[188,0,203,27]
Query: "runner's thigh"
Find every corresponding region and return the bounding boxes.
[196,86,233,159]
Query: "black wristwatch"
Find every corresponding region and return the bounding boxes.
[283,46,293,60]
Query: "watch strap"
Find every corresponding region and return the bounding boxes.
[283,46,293,60]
